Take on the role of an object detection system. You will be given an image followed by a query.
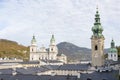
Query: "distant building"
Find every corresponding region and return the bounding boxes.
[29,34,67,64]
[108,39,118,61]
[91,8,105,67]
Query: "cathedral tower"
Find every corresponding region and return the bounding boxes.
[91,8,105,66]
[30,35,37,53]
[29,35,38,61]
[49,34,58,60]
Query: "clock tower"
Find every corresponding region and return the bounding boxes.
[91,8,105,66]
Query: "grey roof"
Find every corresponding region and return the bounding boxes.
[41,59,62,63]
[58,64,89,70]
[0,64,89,75]
[42,65,60,70]
[0,66,51,75]
[16,67,49,74]
[105,60,120,65]
[0,75,77,80]
[40,64,89,71]
[0,68,13,74]
[20,61,40,64]
[16,68,35,74]
[0,61,40,64]
[0,66,118,80]
[80,70,119,80]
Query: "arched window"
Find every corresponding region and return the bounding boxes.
[32,48,33,52]
[114,54,116,57]
[95,45,98,50]
[51,48,53,51]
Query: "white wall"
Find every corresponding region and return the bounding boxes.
[108,53,118,61]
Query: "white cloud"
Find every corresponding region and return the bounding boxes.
[0,0,120,48]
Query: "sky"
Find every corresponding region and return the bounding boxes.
[0,0,120,48]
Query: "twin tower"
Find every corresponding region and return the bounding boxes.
[91,8,105,66]
[30,35,58,61]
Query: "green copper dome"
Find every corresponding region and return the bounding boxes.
[111,39,115,48]
[109,39,117,53]
[92,8,104,38]
[109,48,117,53]
[50,34,55,43]
[31,35,36,44]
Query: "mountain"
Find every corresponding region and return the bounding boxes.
[57,42,109,62]
[0,39,29,60]
[57,42,91,61]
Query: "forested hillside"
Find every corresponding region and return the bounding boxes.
[0,39,29,60]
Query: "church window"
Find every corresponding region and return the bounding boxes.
[114,54,116,57]
[95,45,98,50]
[51,48,53,51]
[32,48,33,52]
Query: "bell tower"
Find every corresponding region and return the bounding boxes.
[91,7,105,67]
[29,35,38,61]
[49,34,58,60]
[30,35,37,53]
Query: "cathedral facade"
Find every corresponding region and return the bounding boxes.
[91,8,105,67]
[29,35,67,64]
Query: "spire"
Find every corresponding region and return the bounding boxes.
[111,39,115,48]
[92,7,104,38]
[31,35,37,45]
[94,7,101,25]
[50,34,55,45]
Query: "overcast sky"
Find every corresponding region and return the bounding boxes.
[0,0,120,48]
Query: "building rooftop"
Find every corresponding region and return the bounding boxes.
[58,64,89,70]
[41,64,90,71]
[80,70,118,80]
[41,59,63,63]
[0,68,13,74]
[0,63,119,80]
[0,74,77,80]
[0,61,40,65]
